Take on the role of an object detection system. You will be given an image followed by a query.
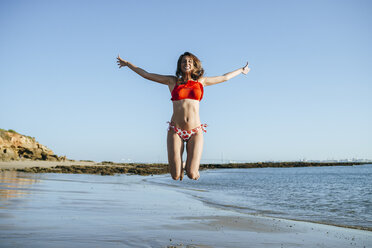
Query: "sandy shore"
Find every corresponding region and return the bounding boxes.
[0,171,371,248]
[0,160,98,169]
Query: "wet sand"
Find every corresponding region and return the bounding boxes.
[0,170,371,248]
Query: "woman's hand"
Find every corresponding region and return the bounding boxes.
[242,62,250,75]
[117,55,128,68]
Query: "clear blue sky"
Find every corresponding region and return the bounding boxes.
[1,0,371,163]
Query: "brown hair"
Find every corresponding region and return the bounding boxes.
[175,52,204,81]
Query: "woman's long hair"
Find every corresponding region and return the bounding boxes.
[176,52,204,81]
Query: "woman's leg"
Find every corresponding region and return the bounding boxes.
[185,130,204,180]
[167,129,184,180]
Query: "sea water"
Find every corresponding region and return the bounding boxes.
[149,164,372,230]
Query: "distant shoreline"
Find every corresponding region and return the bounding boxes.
[0,160,368,176]
[201,161,368,169]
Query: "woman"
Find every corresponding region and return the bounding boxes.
[117,52,250,180]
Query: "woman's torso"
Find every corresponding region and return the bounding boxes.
[168,77,204,130]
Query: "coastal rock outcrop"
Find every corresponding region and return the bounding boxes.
[0,129,65,161]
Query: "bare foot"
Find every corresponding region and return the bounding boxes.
[194,171,200,180]
[180,161,186,181]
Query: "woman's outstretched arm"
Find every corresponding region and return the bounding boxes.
[117,55,175,85]
[201,62,250,86]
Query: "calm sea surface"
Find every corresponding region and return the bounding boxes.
[149,164,372,229]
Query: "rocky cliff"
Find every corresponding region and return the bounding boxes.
[0,129,65,161]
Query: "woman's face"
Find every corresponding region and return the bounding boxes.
[180,56,194,74]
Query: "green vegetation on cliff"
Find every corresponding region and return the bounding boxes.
[0,129,35,141]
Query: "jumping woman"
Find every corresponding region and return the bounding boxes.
[117,52,250,180]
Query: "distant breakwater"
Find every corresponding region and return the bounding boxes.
[201,161,367,169]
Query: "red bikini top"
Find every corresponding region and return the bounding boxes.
[171,80,204,101]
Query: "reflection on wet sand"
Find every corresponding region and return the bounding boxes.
[0,171,40,201]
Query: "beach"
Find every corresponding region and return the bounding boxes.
[0,160,97,169]
[1,164,371,248]
[2,0,371,247]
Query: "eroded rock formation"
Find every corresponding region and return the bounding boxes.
[0,129,65,161]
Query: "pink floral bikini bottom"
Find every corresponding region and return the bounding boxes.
[167,122,207,142]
